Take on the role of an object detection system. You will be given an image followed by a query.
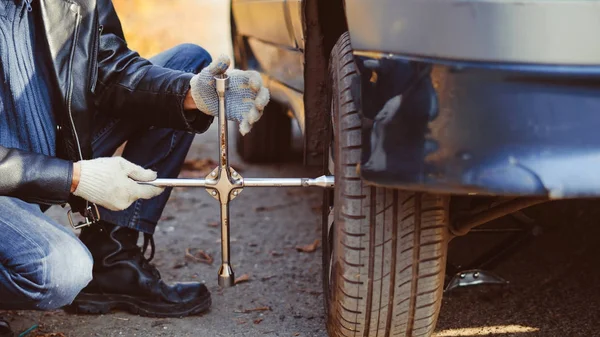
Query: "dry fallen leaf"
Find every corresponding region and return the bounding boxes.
[254,202,293,212]
[296,239,321,253]
[184,248,214,265]
[253,318,263,324]
[172,262,186,269]
[234,274,250,284]
[178,158,216,178]
[299,289,322,296]
[182,158,217,171]
[235,306,272,313]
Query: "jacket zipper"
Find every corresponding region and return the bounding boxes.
[90,24,102,92]
[67,9,96,215]
[67,10,84,161]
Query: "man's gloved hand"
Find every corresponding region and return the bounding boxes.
[72,157,164,211]
[189,54,270,135]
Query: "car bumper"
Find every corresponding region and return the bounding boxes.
[354,53,600,198]
[345,0,600,66]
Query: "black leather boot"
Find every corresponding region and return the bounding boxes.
[66,221,211,317]
[0,318,13,337]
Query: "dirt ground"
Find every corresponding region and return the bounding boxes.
[4,1,600,336]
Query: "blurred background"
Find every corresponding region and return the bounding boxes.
[112,0,233,61]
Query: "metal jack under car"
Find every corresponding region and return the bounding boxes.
[227,0,600,336]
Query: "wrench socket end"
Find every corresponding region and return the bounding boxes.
[218,264,235,288]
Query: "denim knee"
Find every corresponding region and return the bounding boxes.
[175,43,212,71]
[152,43,213,74]
[32,237,93,310]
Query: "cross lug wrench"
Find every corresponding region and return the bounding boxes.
[144,74,334,288]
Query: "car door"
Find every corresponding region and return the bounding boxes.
[231,0,305,93]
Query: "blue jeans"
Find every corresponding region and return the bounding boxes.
[92,43,212,234]
[0,44,212,310]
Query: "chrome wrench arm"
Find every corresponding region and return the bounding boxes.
[243,176,334,188]
[214,75,237,287]
[148,175,334,188]
[142,74,334,288]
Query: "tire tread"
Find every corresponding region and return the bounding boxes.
[326,32,449,337]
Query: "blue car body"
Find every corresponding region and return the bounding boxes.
[232,0,600,199]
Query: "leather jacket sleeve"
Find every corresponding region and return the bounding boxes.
[0,146,73,205]
[93,0,213,133]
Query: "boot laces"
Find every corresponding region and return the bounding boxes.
[141,233,160,278]
[142,233,156,262]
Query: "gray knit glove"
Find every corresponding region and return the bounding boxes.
[189,54,270,135]
[73,157,165,211]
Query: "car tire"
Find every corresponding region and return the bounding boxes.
[234,103,292,163]
[323,32,451,337]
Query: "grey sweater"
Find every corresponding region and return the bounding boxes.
[0,0,58,157]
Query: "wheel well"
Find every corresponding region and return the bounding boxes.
[316,0,348,58]
[303,0,348,167]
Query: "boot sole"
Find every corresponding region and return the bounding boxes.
[65,293,211,318]
[0,320,13,337]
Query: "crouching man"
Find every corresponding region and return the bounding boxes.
[0,0,268,332]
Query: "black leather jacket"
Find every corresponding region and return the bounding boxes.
[0,0,212,208]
